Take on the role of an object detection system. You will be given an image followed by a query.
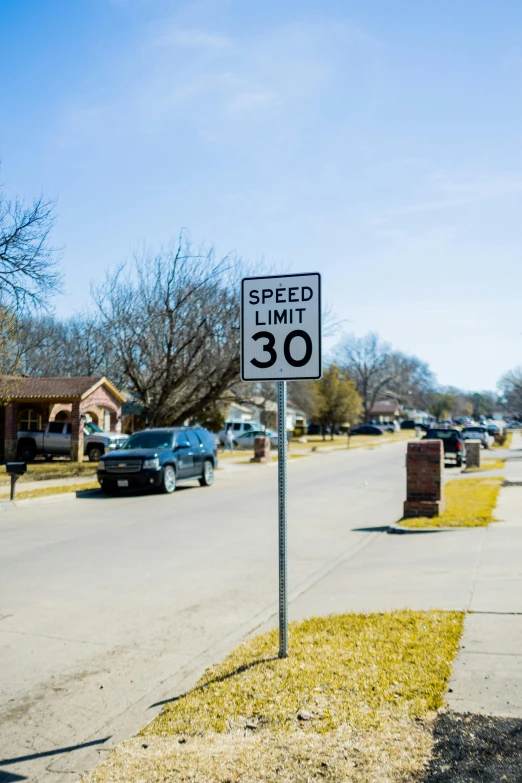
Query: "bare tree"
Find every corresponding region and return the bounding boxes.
[498,368,522,415]
[0,183,62,311]
[336,332,394,423]
[94,235,245,426]
[386,352,436,410]
[16,312,117,379]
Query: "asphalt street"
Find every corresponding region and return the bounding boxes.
[1,441,409,783]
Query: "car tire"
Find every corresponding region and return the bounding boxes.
[160,465,177,494]
[18,440,36,463]
[199,459,214,487]
[87,445,105,462]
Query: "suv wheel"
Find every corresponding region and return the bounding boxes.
[88,445,104,462]
[199,459,214,487]
[161,465,176,494]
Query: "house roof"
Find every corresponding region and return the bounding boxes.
[370,401,400,416]
[0,376,125,404]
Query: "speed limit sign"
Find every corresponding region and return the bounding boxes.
[241,272,322,381]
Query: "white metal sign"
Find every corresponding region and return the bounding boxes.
[241,272,322,381]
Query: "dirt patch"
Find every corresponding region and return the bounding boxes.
[421,711,522,782]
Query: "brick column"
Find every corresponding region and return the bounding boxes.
[403,440,445,518]
[466,441,481,469]
[4,402,18,461]
[250,435,272,463]
[70,401,84,462]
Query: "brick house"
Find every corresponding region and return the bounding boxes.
[0,376,125,462]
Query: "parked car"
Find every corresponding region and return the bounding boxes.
[400,420,429,431]
[232,429,283,449]
[461,426,494,449]
[218,421,257,445]
[423,428,466,467]
[17,421,128,462]
[97,426,217,494]
[349,424,383,436]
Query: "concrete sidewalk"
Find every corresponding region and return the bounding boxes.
[447,431,522,718]
[288,431,522,718]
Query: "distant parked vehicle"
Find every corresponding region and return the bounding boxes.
[423,428,466,467]
[461,426,494,449]
[97,426,217,494]
[17,421,128,462]
[350,424,383,436]
[218,421,257,445]
[233,429,283,449]
[400,420,428,431]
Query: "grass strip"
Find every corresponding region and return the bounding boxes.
[3,481,99,501]
[85,611,462,783]
[400,477,503,529]
[0,462,97,486]
[464,457,505,473]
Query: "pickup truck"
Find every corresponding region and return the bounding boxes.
[423,428,466,467]
[17,421,128,462]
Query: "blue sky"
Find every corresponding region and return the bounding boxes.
[2,0,522,391]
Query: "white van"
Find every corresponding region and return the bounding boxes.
[218,421,256,445]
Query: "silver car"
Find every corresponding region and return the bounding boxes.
[233,429,279,449]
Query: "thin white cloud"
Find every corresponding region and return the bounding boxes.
[153,28,231,49]
[380,173,522,218]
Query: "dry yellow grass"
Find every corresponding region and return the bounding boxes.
[400,477,503,529]
[464,457,505,473]
[0,461,97,486]
[84,611,462,783]
[2,481,99,501]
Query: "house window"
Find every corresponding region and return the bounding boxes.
[20,409,41,432]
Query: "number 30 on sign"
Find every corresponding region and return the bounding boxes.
[241,273,322,381]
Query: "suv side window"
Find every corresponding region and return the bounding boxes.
[232,423,241,431]
[187,431,201,448]
[244,423,253,431]
[176,432,190,448]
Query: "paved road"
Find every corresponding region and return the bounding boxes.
[0,441,409,782]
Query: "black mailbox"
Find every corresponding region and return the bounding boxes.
[6,462,27,476]
[5,462,27,501]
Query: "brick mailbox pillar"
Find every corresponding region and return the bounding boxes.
[4,402,18,461]
[403,440,445,518]
[250,435,272,463]
[466,440,481,469]
[70,401,84,462]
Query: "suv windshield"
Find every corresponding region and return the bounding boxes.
[123,432,173,450]
[84,422,104,434]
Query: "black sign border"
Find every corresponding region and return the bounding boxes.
[240,271,322,382]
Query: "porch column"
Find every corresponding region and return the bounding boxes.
[4,403,18,461]
[70,401,84,462]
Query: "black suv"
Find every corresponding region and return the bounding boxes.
[423,428,466,467]
[97,427,217,495]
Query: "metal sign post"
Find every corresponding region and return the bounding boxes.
[240,273,321,657]
[277,379,288,657]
